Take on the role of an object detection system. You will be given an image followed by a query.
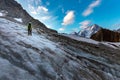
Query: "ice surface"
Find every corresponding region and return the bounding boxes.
[0,18,120,80]
[62,34,99,44]
[62,34,120,49]
[0,57,37,80]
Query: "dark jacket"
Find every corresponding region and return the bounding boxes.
[28,23,32,31]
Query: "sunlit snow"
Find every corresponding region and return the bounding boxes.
[14,18,23,22]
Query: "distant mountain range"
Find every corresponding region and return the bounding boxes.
[70,24,120,42]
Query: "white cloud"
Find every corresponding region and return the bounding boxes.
[27,0,41,6]
[35,0,41,6]
[62,11,75,26]
[79,20,91,29]
[23,0,59,30]
[82,8,93,17]
[31,11,37,15]
[28,5,48,15]
[47,25,52,28]
[37,6,48,12]
[41,16,51,21]
[82,0,101,17]
[28,5,37,14]
[59,27,65,31]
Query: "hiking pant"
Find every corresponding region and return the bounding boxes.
[28,30,32,35]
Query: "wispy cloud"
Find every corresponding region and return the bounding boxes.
[46,1,50,6]
[38,6,48,12]
[62,10,75,26]
[41,16,51,21]
[61,8,65,13]
[27,0,41,5]
[79,20,91,29]
[35,0,41,6]
[28,4,48,15]
[59,27,65,31]
[27,0,51,22]
[26,0,59,29]
[82,0,101,17]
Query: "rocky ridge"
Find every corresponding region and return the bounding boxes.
[91,28,120,42]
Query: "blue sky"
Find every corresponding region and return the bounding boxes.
[16,0,120,33]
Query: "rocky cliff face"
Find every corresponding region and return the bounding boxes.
[0,0,57,34]
[91,28,120,42]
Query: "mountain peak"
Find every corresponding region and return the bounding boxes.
[93,24,99,26]
[90,24,101,31]
[92,24,100,28]
[77,24,101,38]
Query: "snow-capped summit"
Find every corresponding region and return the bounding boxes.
[117,28,120,33]
[78,24,101,38]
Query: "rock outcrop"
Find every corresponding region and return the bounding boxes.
[91,28,120,42]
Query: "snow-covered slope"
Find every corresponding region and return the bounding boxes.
[78,24,101,38]
[0,18,120,80]
[62,33,120,49]
[62,34,99,45]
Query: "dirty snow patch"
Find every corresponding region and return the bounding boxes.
[0,10,8,16]
[14,18,23,22]
[0,12,4,16]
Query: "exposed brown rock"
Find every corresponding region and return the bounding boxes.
[91,28,120,42]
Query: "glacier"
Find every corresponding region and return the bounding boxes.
[0,17,120,80]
